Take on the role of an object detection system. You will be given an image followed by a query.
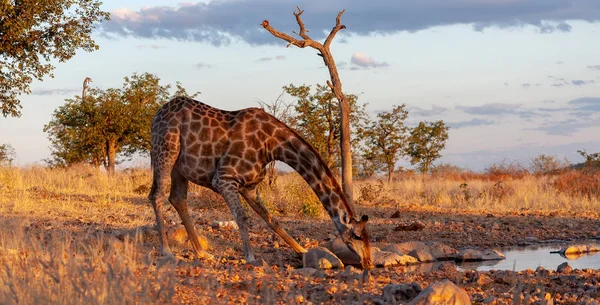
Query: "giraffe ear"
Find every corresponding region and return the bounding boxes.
[360,215,369,223]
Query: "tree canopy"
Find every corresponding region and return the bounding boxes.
[0,143,16,166]
[406,120,449,174]
[362,104,409,182]
[44,73,199,173]
[283,83,367,170]
[0,0,109,117]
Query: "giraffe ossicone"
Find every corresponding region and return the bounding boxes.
[148,96,372,268]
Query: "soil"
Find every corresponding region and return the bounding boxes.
[153,199,600,304]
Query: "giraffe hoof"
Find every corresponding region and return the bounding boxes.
[196,250,215,262]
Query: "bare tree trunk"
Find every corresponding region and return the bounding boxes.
[388,166,393,183]
[262,7,355,209]
[105,139,116,175]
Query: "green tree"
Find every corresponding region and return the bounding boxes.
[362,105,409,182]
[0,143,16,166]
[577,149,600,170]
[0,0,109,117]
[406,120,449,174]
[44,73,200,173]
[283,83,367,171]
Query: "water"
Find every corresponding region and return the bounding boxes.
[457,241,600,272]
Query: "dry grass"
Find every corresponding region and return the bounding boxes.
[1,165,599,304]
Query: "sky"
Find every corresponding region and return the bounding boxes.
[1,0,599,171]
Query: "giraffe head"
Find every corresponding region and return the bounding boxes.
[341,214,373,269]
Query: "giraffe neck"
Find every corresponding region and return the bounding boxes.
[273,128,354,233]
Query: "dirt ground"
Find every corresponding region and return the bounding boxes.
[132,198,600,304]
[4,191,600,304]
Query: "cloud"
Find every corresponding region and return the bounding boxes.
[409,105,448,117]
[556,61,565,64]
[568,97,600,112]
[527,119,599,135]
[449,118,495,129]
[572,79,590,86]
[31,88,78,96]
[589,65,600,71]
[101,1,600,46]
[196,62,212,69]
[456,103,547,119]
[350,52,388,69]
[136,44,167,49]
[255,55,286,62]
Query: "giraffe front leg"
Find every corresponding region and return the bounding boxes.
[215,178,256,263]
[240,188,307,254]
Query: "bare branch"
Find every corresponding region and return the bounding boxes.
[293,6,311,40]
[261,19,319,49]
[326,80,334,90]
[324,9,346,49]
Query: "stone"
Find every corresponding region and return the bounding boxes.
[382,283,423,303]
[408,280,471,305]
[211,220,239,230]
[382,241,428,256]
[425,242,459,260]
[302,247,344,269]
[167,227,188,244]
[560,245,600,255]
[323,236,378,266]
[409,249,436,262]
[481,249,505,261]
[557,262,573,273]
[456,248,504,261]
[373,249,419,267]
[456,248,483,261]
[395,220,426,231]
[293,268,317,277]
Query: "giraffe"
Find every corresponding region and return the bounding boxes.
[148,96,372,268]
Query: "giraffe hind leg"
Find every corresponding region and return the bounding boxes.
[240,188,307,254]
[148,128,180,259]
[169,168,214,261]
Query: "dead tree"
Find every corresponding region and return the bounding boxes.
[261,6,356,209]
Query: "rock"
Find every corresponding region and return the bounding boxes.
[438,262,457,272]
[344,265,361,277]
[560,245,600,255]
[483,296,498,305]
[167,227,188,244]
[408,280,471,305]
[409,249,436,262]
[323,236,380,266]
[373,250,419,267]
[390,211,402,218]
[302,247,343,269]
[491,223,501,230]
[395,220,426,231]
[557,262,573,273]
[474,273,494,286]
[425,242,459,260]
[481,249,505,261]
[456,248,504,262]
[212,220,239,230]
[456,248,483,261]
[536,266,549,277]
[293,268,317,277]
[382,241,428,256]
[382,283,423,303]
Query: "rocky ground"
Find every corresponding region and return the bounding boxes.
[4,194,600,304]
[134,199,600,304]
